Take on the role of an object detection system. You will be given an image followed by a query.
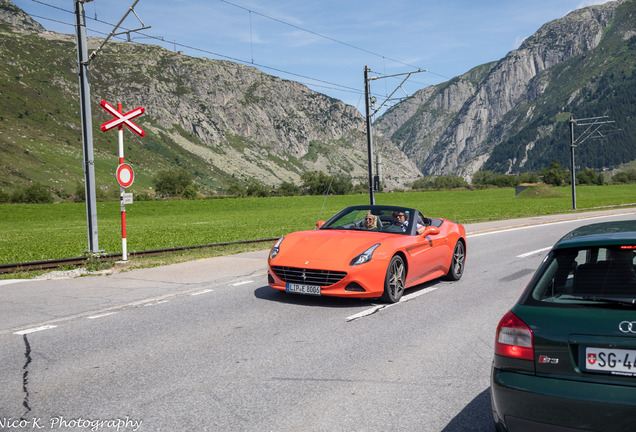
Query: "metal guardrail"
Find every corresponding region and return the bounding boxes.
[0,238,278,274]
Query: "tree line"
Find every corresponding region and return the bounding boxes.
[413,160,613,190]
[227,171,367,198]
[2,161,636,203]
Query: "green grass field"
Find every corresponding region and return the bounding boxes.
[1,184,635,265]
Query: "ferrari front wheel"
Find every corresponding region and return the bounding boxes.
[444,240,465,281]
[381,255,405,303]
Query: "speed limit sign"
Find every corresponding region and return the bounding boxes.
[116,163,134,188]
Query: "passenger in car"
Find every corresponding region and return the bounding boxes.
[359,213,377,230]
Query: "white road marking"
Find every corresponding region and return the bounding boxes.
[191,289,214,296]
[144,300,169,306]
[517,246,552,258]
[469,212,636,238]
[14,325,57,335]
[8,289,205,335]
[346,287,439,321]
[232,280,254,286]
[87,312,118,319]
[0,279,28,286]
[346,306,383,321]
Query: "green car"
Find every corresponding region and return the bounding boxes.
[491,220,636,432]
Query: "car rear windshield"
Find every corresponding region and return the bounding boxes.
[526,246,636,307]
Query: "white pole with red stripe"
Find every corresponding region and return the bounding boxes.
[101,100,143,262]
[117,103,127,261]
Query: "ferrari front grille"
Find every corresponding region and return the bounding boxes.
[271,266,347,287]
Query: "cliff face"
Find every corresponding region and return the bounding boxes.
[0,0,421,195]
[375,0,633,179]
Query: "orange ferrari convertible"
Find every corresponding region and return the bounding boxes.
[267,205,466,303]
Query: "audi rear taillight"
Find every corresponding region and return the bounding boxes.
[495,311,534,361]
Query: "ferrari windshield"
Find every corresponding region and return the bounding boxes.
[529,246,636,306]
[320,205,424,235]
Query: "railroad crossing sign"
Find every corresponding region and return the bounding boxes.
[116,163,135,188]
[100,100,145,136]
[100,99,145,262]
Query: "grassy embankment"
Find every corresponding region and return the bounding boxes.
[0,184,635,270]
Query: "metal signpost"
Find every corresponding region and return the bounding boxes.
[100,100,145,261]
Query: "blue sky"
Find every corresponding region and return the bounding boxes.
[13,0,612,115]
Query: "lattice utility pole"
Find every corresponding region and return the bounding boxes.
[568,115,616,210]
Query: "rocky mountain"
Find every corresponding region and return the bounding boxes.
[0,0,421,198]
[3,0,635,198]
[375,0,636,179]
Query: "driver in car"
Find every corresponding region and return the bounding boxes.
[393,211,426,234]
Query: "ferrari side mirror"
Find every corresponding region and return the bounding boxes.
[316,221,325,229]
[420,226,440,237]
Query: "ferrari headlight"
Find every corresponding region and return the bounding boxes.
[270,237,284,259]
[350,243,380,266]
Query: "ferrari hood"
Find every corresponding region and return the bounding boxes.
[273,229,393,268]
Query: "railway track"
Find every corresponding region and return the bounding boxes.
[0,238,278,274]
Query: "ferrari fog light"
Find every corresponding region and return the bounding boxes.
[350,243,380,266]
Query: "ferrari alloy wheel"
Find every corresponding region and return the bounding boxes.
[444,240,465,281]
[382,255,406,303]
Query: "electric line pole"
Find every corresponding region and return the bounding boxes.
[363,66,426,205]
[75,0,100,254]
[568,115,616,210]
[364,66,375,205]
[74,0,149,255]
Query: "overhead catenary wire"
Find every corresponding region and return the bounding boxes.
[14,8,436,112]
[18,0,448,105]
[21,1,362,94]
[217,0,425,72]
[216,0,453,102]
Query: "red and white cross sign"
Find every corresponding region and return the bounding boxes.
[100,100,145,137]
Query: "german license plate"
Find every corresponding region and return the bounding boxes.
[585,347,636,376]
[286,283,321,296]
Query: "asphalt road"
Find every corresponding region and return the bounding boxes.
[1,208,635,432]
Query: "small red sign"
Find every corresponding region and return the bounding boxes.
[116,163,134,188]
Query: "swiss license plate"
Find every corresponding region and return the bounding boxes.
[585,347,636,376]
[286,283,321,296]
